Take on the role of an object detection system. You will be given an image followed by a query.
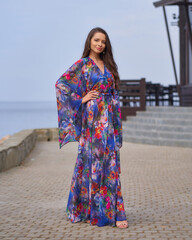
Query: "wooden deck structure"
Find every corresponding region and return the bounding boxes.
[119,79,179,120]
[119,79,146,120]
[145,82,179,106]
[119,0,192,119]
[153,0,192,106]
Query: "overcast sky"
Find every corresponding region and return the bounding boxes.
[0,0,179,102]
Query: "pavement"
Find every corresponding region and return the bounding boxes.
[0,141,192,240]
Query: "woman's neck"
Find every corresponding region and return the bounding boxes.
[89,52,101,62]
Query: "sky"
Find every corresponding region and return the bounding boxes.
[0,0,179,102]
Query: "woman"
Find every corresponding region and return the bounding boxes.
[55,27,128,228]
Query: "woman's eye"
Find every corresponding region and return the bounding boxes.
[94,39,105,44]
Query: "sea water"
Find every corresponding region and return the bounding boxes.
[0,101,58,139]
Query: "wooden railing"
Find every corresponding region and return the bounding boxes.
[146,82,180,106]
[119,78,146,120]
[119,79,180,120]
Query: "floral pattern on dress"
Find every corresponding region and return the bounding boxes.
[55,56,127,227]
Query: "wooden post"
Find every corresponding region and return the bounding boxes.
[140,78,146,110]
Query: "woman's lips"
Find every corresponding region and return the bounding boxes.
[96,47,102,51]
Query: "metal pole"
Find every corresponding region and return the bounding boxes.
[163,6,181,99]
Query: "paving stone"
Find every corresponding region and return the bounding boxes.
[0,141,192,240]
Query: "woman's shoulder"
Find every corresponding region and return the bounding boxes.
[71,57,89,68]
[71,57,89,69]
[65,57,91,76]
[70,57,90,71]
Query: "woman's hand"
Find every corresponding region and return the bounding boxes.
[82,90,99,104]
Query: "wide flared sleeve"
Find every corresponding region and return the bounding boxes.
[112,86,123,174]
[55,59,85,149]
[112,88,123,150]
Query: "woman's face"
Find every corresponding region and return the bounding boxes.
[90,32,106,55]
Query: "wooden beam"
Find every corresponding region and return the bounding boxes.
[184,0,192,58]
[153,0,190,7]
[179,6,187,86]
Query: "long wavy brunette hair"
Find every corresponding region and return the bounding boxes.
[81,27,120,90]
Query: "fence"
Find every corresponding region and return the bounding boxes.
[119,79,180,120]
[119,78,146,120]
[146,82,179,106]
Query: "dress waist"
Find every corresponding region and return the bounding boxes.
[100,91,113,95]
[83,89,114,97]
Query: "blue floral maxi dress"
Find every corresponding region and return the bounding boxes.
[55,56,127,227]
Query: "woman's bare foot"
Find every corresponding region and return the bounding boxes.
[116,220,128,228]
[85,220,90,223]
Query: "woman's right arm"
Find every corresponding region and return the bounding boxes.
[82,90,99,103]
[55,59,85,148]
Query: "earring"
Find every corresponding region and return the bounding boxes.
[103,51,105,54]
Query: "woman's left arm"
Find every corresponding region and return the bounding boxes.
[112,88,123,174]
[112,88,123,149]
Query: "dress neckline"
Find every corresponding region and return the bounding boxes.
[87,56,105,76]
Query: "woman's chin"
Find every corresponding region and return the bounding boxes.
[93,49,103,54]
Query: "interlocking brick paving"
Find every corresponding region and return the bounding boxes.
[0,141,192,240]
